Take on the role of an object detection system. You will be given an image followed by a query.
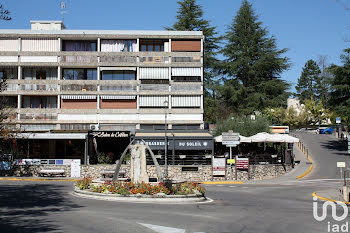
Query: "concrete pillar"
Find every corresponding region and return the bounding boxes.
[18,38,21,51]
[97,38,101,52]
[97,67,100,80]
[136,38,140,52]
[169,39,172,52]
[17,95,21,109]
[58,66,61,80]
[58,38,61,51]
[97,95,100,109]
[57,95,60,109]
[169,95,171,109]
[18,66,21,80]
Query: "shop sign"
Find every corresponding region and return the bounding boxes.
[134,139,213,150]
[89,131,129,138]
[227,159,235,164]
[213,157,226,176]
[236,157,249,170]
[71,159,81,178]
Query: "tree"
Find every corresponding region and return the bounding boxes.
[304,97,330,125]
[0,4,11,20]
[329,48,350,126]
[295,59,321,103]
[219,0,290,116]
[316,55,332,107]
[166,0,222,123]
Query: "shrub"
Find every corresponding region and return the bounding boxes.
[76,177,93,190]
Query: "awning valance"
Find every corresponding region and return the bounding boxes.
[61,95,97,100]
[100,95,136,100]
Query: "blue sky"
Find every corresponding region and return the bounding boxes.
[1,0,349,91]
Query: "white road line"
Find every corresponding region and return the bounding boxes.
[138,223,186,233]
[242,187,249,189]
[229,186,236,188]
[216,185,224,187]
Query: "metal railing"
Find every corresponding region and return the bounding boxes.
[139,56,170,63]
[140,84,169,91]
[61,55,98,63]
[172,56,201,63]
[61,84,97,91]
[100,85,137,92]
[20,113,57,120]
[20,84,58,91]
[100,56,137,63]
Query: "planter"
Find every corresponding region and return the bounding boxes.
[73,187,208,203]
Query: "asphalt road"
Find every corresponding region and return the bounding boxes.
[0,132,348,233]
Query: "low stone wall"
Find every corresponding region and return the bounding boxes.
[81,164,292,181]
[7,163,292,181]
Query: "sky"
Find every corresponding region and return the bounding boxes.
[0,0,350,91]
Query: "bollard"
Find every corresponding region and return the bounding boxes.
[306,148,308,158]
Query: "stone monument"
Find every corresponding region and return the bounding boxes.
[130,144,149,183]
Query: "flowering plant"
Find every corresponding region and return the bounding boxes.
[76,177,93,190]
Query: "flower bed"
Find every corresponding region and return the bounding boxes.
[75,177,206,196]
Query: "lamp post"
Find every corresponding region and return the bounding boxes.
[164,99,168,179]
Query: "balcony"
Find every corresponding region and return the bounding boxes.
[140,84,169,91]
[100,56,137,63]
[61,84,97,92]
[61,55,98,63]
[139,56,170,64]
[20,113,57,120]
[100,85,137,92]
[171,85,202,92]
[5,84,18,91]
[172,56,201,63]
[20,84,58,91]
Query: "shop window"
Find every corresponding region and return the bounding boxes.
[101,70,136,81]
[63,69,97,80]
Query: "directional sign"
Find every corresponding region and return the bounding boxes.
[227,159,235,164]
[337,162,346,168]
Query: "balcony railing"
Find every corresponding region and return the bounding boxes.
[61,84,97,91]
[100,85,137,92]
[61,56,98,63]
[139,56,170,64]
[5,84,18,91]
[20,113,57,120]
[100,56,137,63]
[172,56,201,63]
[171,85,202,92]
[140,84,169,91]
[20,84,58,91]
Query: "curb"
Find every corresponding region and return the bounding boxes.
[73,187,209,204]
[296,141,313,179]
[200,181,244,184]
[0,177,80,182]
[312,191,350,205]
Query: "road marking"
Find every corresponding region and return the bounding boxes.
[229,186,236,188]
[200,181,244,184]
[216,185,224,187]
[242,187,249,189]
[138,223,186,233]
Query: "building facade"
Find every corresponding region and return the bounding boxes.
[0,21,211,164]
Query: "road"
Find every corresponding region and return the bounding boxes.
[0,132,348,233]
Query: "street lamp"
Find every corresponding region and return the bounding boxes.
[164,99,168,179]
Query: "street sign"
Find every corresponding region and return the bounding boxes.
[236,157,249,170]
[213,158,226,176]
[222,131,240,143]
[336,117,341,124]
[337,162,346,168]
[227,159,235,164]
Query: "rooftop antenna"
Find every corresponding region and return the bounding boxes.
[60,1,67,22]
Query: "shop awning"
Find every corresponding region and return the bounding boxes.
[135,132,212,137]
[214,132,299,143]
[14,133,87,139]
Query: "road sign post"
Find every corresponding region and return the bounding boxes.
[222,131,240,180]
[337,162,346,179]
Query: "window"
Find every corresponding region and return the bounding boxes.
[0,68,18,80]
[0,96,17,108]
[23,68,57,80]
[101,71,136,81]
[63,40,97,51]
[22,96,57,109]
[101,40,137,52]
[172,76,201,82]
[63,69,97,80]
[141,80,169,84]
[140,40,166,52]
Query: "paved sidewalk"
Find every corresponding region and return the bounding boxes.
[314,188,345,203]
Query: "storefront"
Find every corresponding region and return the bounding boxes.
[133,130,214,165]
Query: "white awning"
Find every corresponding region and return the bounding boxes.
[248,132,299,143]
[100,67,136,71]
[100,95,136,100]
[14,133,87,139]
[61,95,97,100]
[139,67,169,80]
[172,67,201,76]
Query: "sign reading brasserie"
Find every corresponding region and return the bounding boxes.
[134,139,213,150]
[89,131,129,138]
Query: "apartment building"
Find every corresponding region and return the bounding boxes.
[0,21,213,165]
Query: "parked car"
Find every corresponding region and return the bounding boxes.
[319,126,335,134]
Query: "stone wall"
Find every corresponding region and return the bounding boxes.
[8,163,292,181]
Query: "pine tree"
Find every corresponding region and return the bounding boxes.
[0,5,11,20]
[166,0,222,123]
[329,48,350,125]
[220,0,290,115]
[295,59,321,103]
